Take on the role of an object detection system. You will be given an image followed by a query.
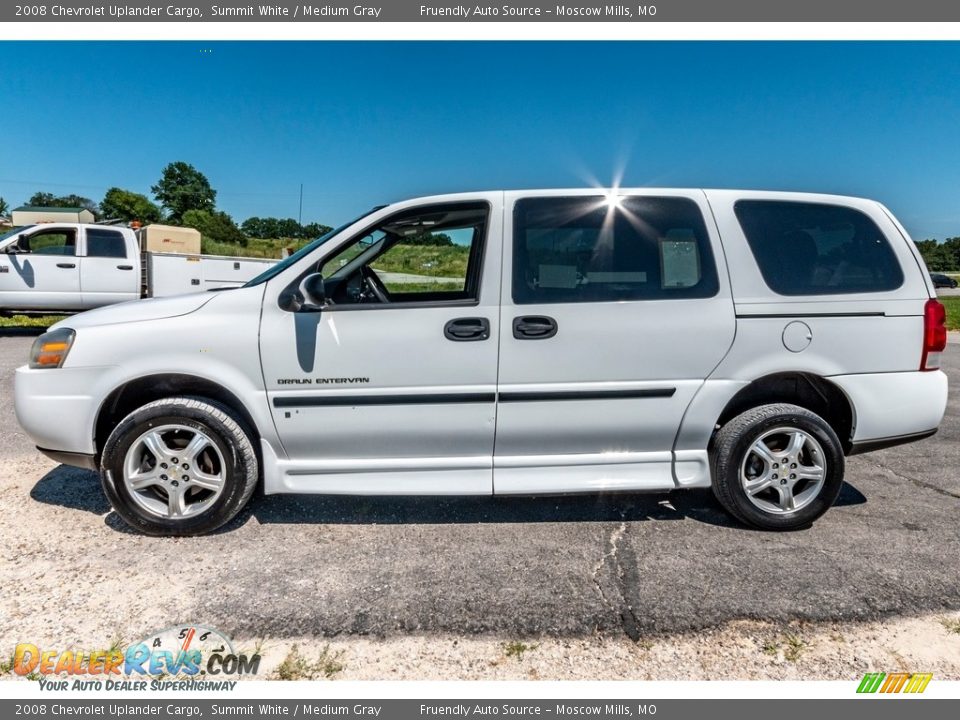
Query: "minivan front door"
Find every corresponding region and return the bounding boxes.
[258,195,503,495]
[494,191,736,494]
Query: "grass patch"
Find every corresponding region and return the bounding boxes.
[503,641,538,662]
[199,236,473,285]
[201,236,306,259]
[761,633,807,662]
[940,617,960,635]
[373,244,470,279]
[939,295,960,331]
[381,281,465,294]
[783,633,806,662]
[0,314,65,329]
[274,644,343,681]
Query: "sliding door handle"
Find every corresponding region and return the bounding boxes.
[513,316,558,339]
[56,262,76,269]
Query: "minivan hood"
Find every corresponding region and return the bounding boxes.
[53,292,216,330]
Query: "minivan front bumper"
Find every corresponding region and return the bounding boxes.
[14,365,104,457]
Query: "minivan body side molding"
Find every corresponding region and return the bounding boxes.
[735,312,886,319]
[272,387,677,408]
[273,392,496,408]
[497,388,676,402]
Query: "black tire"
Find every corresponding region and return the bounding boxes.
[100,397,259,536]
[711,403,844,531]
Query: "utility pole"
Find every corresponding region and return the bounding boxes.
[298,183,303,227]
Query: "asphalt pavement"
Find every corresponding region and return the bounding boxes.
[1,331,958,644]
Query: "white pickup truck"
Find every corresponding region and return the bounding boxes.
[0,223,276,313]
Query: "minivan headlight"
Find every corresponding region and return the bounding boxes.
[29,328,76,369]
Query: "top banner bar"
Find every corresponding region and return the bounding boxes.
[5,1,960,22]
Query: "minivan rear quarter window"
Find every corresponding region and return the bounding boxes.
[513,195,719,304]
[735,200,904,295]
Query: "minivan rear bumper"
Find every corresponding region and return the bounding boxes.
[830,369,947,446]
[847,428,937,456]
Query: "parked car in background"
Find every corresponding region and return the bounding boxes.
[0,223,276,314]
[14,189,949,536]
[930,272,959,289]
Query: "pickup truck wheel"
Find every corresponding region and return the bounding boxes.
[711,403,844,531]
[100,397,258,536]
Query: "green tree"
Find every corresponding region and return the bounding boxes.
[241,217,332,239]
[942,237,960,270]
[27,191,98,216]
[151,162,216,223]
[301,222,333,239]
[240,216,266,237]
[182,209,247,247]
[99,187,162,224]
[0,196,8,217]
[916,239,958,272]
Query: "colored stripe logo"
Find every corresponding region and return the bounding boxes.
[857,672,933,694]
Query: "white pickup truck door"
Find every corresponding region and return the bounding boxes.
[79,226,139,307]
[0,225,83,311]
[493,190,736,494]
[257,194,503,495]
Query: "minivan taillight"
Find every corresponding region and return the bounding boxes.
[921,298,947,371]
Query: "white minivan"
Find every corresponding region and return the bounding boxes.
[14,189,949,535]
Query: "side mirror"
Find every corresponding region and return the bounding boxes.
[302,273,326,307]
[5,235,29,254]
[277,289,304,313]
[278,273,326,313]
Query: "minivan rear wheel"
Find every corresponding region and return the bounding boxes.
[711,403,844,530]
[100,397,259,536]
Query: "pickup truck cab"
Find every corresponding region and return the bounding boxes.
[0,223,140,311]
[0,223,274,313]
[14,189,949,535]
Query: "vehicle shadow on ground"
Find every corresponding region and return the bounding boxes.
[243,480,867,530]
[30,464,867,535]
[30,465,111,515]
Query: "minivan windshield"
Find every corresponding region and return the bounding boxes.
[243,207,385,287]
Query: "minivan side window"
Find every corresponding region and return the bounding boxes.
[512,196,719,304]
[85,228,128,259]
[735,200,904,295]
[316,202,488,305]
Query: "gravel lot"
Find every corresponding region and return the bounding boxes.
[1,330,958,679]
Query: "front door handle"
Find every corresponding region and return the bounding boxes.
[513,315,558,339]
[444,317,490,342]
[56,262,76,269]
[117,264,134,270]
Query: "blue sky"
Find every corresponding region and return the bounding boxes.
[1,41,959,239]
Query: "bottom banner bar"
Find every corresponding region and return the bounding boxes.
[0,699,955,720]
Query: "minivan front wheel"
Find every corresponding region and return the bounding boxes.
[711,403,844,530]
[100,397,259,536]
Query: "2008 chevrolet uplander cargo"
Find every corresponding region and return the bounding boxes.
[14,189,949,535]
